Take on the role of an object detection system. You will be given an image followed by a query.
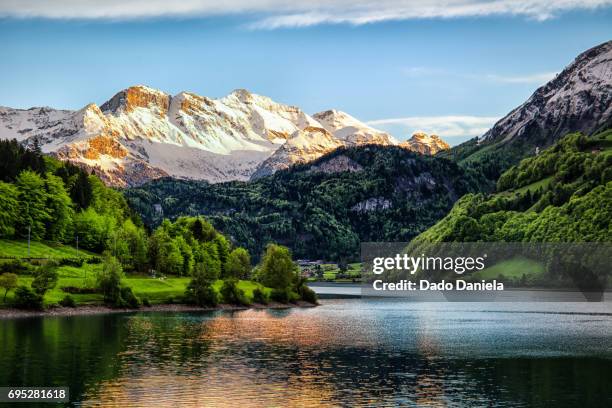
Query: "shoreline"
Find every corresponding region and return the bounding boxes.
[0,301,317,319]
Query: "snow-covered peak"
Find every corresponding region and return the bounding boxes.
[100,85,171,116]
[479,40,612,144]
[0,84,442,186]
[400,132,450,155]
[313,109,398,145]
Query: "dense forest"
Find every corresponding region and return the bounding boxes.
[414,129,612,243]
[126,146,486,262]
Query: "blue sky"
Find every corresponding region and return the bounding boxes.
[0,1,611,144]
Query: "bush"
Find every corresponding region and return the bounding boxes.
[298,285,318,304]
[119,286,141,309]
[186,284,218,307]
[31,264,58,295]
[142,297,151,307]
[185,263,219,307]
[252,287,269,305]
[0,260,35,275]
[60,286,97,294]
[12,286,43,310]
[88,256,103,264]
[58,257,84,267]
[270,289,290,304]
[220,279,249,306]
[96,253,124,306]
[59,295,76,308]
[0,273,18,302]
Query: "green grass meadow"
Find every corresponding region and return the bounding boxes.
[0,240,271,308]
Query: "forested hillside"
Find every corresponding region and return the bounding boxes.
[414,130,612,243]
[126,146,486,262]
[0,139,140,252]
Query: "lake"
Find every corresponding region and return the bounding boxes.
[1,297,612,407]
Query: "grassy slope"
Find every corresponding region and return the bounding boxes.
[0,239,96,259]
[413,130,612,284]
[0,240,271,308]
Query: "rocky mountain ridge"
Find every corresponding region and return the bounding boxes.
[0,86,445,187]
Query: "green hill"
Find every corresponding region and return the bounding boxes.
[415,129,612,244]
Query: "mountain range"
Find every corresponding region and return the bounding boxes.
[0,87,448,187]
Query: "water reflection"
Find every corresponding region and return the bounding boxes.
[1,299,611,407]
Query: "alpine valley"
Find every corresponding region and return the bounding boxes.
[0,87,448,187]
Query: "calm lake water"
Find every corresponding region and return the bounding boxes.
[1,298,612,407]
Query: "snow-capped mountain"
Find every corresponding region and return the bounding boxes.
[400,132,450,155]
[252,110,398,178]
[0,86,444,187]
[479,40,612,145]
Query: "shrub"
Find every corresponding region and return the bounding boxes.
[142,297,151,307]
[298,285,318,304]
[12,286,43,310]
[59,295,76,308]
[252,287,269,305]
[31,264,58,296]
[58,258,84,267]
[0,272,18,302]
[186,284,218,307]
[88,256,103,264]
[119,287,141,309]
[96,253,124,306]
[270,289,290,304]
[185,262,219,307]
[60,286,97,294]
[0,260,34,275]
[220,279,249,306]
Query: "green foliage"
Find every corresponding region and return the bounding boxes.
[0,139,142,259]
[0,139,45,182]
[59,294,76,307]
[298,284,318,304]
[0,273,18,301]
[0,260,35,275]
[252,287,269,304]
[16,170,50,240]
[126,146,482,261]
[12,285,43,310]
[257,244,298,290]
[96,253,124,306]
[185,262,219,307]
[31,263,59,295]
[0,182,19,237]
[224,247,251,279]
[220,278,249,305]
[416,130,612,245]
[120,286,141,308]
[269,289,290,304]
[44,173,74,241]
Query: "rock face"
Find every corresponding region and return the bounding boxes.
[479,40,612,145]
[400,132,450,155]
[0,85,446,187]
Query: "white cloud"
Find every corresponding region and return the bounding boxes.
[402,66,557,85]
[0,0,610,27]
[367,115,499,143]
[483,72,558,84]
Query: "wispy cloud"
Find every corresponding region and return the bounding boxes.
[0,0,610,27]
[483,72,558,84]
[402,66,558,85]
[367,115,499,142]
